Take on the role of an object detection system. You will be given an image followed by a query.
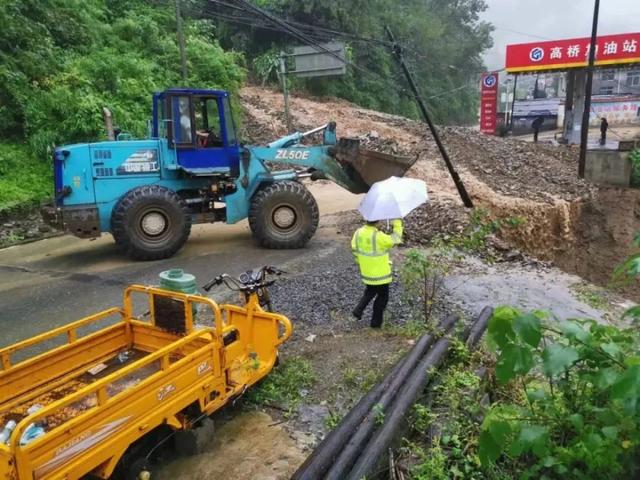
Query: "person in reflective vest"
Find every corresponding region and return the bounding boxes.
[351,219,404,328]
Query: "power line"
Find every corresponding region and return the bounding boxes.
[492,24,554,41]
[205,0,482,83]
[205,0,393,47]
[203,0,485,106]
[227,0,400,88]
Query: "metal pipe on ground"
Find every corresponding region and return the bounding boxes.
[345,308,493,480]
[465,306,493,348]
[292,314,459,480]
[322,315,459,480]
[291,350,407,480]
[422,306,493,411]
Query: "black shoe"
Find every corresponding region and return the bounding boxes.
[352,309,363,320]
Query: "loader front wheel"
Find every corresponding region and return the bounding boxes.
[249,181,319,249]
[111,186,191,261]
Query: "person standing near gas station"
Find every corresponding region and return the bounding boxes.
[600,117,609,146]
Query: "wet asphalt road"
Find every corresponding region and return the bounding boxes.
[0,183,361,347]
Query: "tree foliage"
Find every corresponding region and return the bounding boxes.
[0,0,246,156]
[480,306,640,479]
[210,0,493,124]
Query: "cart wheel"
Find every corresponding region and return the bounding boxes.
[125,457,151,480]
[174,417,215,456]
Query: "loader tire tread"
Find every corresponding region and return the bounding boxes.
[111,185,191,261]
[248,181,319,249]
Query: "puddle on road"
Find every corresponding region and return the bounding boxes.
[154,411,308,480]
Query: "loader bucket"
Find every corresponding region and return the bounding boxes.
[334,138,417,194]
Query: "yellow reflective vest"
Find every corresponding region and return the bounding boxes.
[351,220,404,285]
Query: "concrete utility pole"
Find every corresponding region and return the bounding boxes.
[509,74,518,130]
[175,0,188,83]
[578,0,600,178]
[279,53,293,133]
[385,26,474,209]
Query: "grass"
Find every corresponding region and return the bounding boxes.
[324,410,342,430]
[384,318,435,338]
[396,341,513,480]
[0,143,52,214]
[342,366,380,392]
[570,282,610,311]
[246,356,315,409]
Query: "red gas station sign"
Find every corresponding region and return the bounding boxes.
[480,72,499,135]
[506,32,640,73]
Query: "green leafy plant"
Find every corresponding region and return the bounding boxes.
[0,144,52,213]
[325,410,342,430]
[246,357,315,409]
[373,402,386,426]
[449,209,524,254]
[629,149,640,188]
[479,306,640,479]
[341,366,380,392]
[411,404,436,435]
[399,247,458,325]
[253,48,281,86]
[404,362,506,480]
[613,231,640,289]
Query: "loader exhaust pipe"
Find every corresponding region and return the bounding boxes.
[103,107,115,141]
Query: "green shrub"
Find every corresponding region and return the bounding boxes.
[246,357,315,409]
[0,143,51,213]
[630,149,640,188]
[479,306,640,479]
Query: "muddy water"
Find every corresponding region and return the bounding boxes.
[154,411,308,480]
[478,187,640,298]
[447,257,613,321]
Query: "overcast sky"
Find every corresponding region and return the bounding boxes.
[481,0,640,71]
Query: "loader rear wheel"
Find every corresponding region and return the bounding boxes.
[111,185,191,261]
[249,181,319,249]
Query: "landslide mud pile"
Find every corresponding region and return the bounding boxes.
[436,128,594,203]
[240,86,640,297]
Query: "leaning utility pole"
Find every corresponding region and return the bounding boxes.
[578,0,600,178]
[175,0,188,83]
[385,26,474,208]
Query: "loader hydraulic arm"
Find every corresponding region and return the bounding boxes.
[248,122,417,195]
[250,143,366,193]
[267,123,336,149]
[249,122,369,194]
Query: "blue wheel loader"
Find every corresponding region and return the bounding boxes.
[41,88,415,260]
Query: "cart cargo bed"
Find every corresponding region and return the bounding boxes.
[0,285,292,480]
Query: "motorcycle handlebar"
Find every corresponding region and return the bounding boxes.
[202,266,284,292]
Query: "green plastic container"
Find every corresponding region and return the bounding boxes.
[158,269,197,294]
[156,269,198,334]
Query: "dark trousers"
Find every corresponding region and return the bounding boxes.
[354,284,390,328]
[533,129,539,143]
[600,132,607,146]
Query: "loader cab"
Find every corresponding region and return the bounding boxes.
[152,88,240,175]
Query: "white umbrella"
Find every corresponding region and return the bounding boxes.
[358,176,428,221]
